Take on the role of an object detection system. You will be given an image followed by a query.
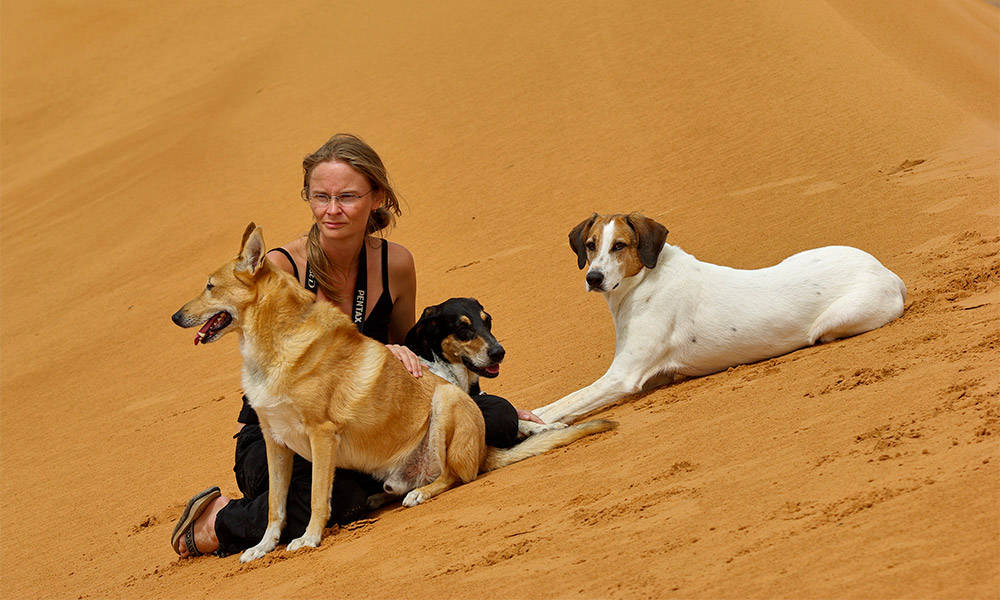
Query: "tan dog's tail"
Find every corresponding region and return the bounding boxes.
[481,419,617,472]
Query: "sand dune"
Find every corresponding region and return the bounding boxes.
[2,1,997,597]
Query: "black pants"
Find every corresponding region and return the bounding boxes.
[214,393,519,555]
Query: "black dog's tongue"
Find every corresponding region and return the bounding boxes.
[484,364,500,376]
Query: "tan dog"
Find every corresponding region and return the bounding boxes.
[172,223,616,562]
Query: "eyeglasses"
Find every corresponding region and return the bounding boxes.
[303,189,373,207]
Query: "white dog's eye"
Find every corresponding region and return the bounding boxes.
[585,241,597,251]
[611,242,626,252]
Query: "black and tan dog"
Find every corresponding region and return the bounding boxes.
[405,297,566,437]
[172,223,616,562]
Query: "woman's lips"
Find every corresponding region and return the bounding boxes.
[323,221,348,229]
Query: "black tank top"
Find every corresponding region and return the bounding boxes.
[267,240,394,344]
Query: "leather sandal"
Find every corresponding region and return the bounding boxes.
[170,486,221,557]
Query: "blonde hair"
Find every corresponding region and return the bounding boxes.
[301,133,403,301]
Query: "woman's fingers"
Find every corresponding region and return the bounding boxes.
[517,409,545,424]
[386,344,424,377]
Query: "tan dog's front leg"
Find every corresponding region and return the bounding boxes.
[240,430,295,562]
[286,424,339,553]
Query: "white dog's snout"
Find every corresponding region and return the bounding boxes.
[586,270,605,289]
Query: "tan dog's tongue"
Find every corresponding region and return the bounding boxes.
[194,316,218,345]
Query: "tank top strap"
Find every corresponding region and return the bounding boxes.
[380,239,390,297]
[266,248,300,282]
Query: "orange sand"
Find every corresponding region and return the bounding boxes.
[2,1,998,598]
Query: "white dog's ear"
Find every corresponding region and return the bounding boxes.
[626,213,668,269]
[569,213,598,270]
[236,222,266,275]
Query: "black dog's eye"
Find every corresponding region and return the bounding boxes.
[456,326,475,341]
[611,241,627,252]
[585,240,597,251]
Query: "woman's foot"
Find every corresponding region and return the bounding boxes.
[175,495,229,558]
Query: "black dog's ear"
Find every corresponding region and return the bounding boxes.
[417,304,441,322]
[568,213,598,270]
[405,304,443,360]
[626,213,669,269]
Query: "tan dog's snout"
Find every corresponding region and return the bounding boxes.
[171,308,193,327]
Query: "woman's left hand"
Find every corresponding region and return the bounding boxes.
[386,344,424,377]
[517,409,545,424]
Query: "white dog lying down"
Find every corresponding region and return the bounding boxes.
[533,213,906,424]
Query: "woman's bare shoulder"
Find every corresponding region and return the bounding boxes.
[280,235,308,255]
[384,239,415,274]
[266,235,308,274]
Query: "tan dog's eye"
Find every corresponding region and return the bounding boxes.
[611,242,627,252]
[206,281,215,291]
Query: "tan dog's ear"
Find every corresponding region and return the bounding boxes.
[626,213,668,269]
[237,223,266,275]
[240,221,256,250]
[569,213,598,270]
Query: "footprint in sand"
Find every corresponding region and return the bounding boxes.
[923,196,965,214]
[445,244,534,272]
[801,181,841,195]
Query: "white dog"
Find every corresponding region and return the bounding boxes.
[533,213,906,424]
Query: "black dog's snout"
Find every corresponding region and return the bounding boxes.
[488,344,506,363]
[586,271,604,288]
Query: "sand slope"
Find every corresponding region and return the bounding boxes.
[2,1,997,598]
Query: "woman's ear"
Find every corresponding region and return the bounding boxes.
[371,188,385,210]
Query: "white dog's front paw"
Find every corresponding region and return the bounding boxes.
[518,419,568,437]
[402,489,426,507]
[240,541,274,563]
[286,533,321,553]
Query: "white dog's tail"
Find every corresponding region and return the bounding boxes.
[481,419,617,472]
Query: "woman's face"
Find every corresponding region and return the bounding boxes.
[307,160,382,241]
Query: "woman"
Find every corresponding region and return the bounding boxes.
[172,134,540,558]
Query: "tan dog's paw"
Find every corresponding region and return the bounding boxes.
[240,541,274,562]
[402,490,426,507]
[286,533,321,552]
